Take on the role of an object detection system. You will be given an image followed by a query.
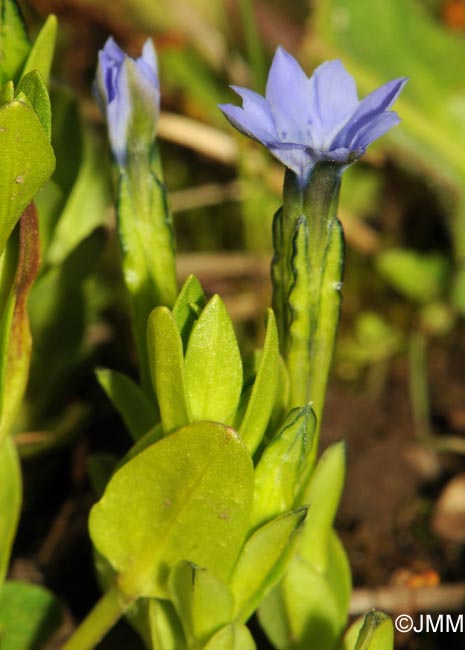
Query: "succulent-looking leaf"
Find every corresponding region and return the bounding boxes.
[0,101,55,257]
[184,295,243,423]
[231,508,307,622]
[147,306,191,433]
[239,309,279,454]
[89,421,254,599]
[0,436,21,586]
[169,562,234,647]
[96,368,156,441]
[349,611,394,650]
[125,598,186,650]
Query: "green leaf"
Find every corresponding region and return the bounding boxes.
[96,368,156,441]
[126,598,186,650]
[0,581,62,650]
[0,80,14,104]
[117,424,164,468]
[0,0,30,85]
[349,611,394,650]
[202,623,256,650]
[89,421,254,599]
[0,100,55,256]
[231,508,307,622]
[15,70,51,139]
[239,309,279,454]
[259,532,350,650]
[169,562,234,647]
[0,206,40,442]
[184,295,242,423]
[172,274,206,349]
[147,307,191,433]
[22,14,57,85]
[298,441,346,570]
[376,249,450,304]
[251,406,316,528]
[0,437,21,586]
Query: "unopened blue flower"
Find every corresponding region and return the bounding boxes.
[94,37,160,166]
[219,47,407,185]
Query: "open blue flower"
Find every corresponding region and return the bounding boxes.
[219,47,407,185]
[94,37,160,167]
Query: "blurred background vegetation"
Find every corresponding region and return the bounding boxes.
[9,1,465,648]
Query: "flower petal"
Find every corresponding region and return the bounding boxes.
[140,39,159,77]
[349,111,401,150]
[265,47,314,144]
[106,63,131,165]
[333,77,407,148]
[308,59,359,147]
[219,86,278,144]
[268,142,316,184]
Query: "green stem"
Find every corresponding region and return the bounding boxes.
[408,330,433,440]
[62,585,134,650]
[273,164,343,423]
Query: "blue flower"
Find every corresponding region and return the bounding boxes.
[219,47,407,185]
[94,37,160,167]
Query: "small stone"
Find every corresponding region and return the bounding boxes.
[431,473,465,542]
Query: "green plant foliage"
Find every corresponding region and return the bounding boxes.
[376,249,450,304]
[0,0,30,85]
[169,562,234,648]
[0,100,55,257]
[147,306,191,433]
[22,15,57,84]
[251,406,316,528]
[259,442,350,650]
[184,295,242,423]
[15,70,51,139]
[343,611,394,650]
[230,508,307,623]
[89,421,254,600]
[96,368,156,441]
[172,274,206,349]
[0,580,62,650]
[239,309,279,454]
[202,623,256,650]
[0,206,40,442]
[0,437,21,585]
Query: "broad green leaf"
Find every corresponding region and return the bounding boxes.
[96,368,156,441]
[172,274,206,349]
[351,611,394,650]
[259,532,350,650]
[22,14,57,85]
[231,508,307,622]
[89,421,254,599]
[0,100,55,256]
[376,249,450,304]
[202,623,256,650]
[0,437,21,585]
[0,206,40,442]
[0,581,62,650]
[239,309,279,454]
[15,70,51,139]
[298,441,346,570]
[184,295,242,423]
[0,0,30,84]
[169,562,234,647]
[251,406,316,528]
[147,307,191,433]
